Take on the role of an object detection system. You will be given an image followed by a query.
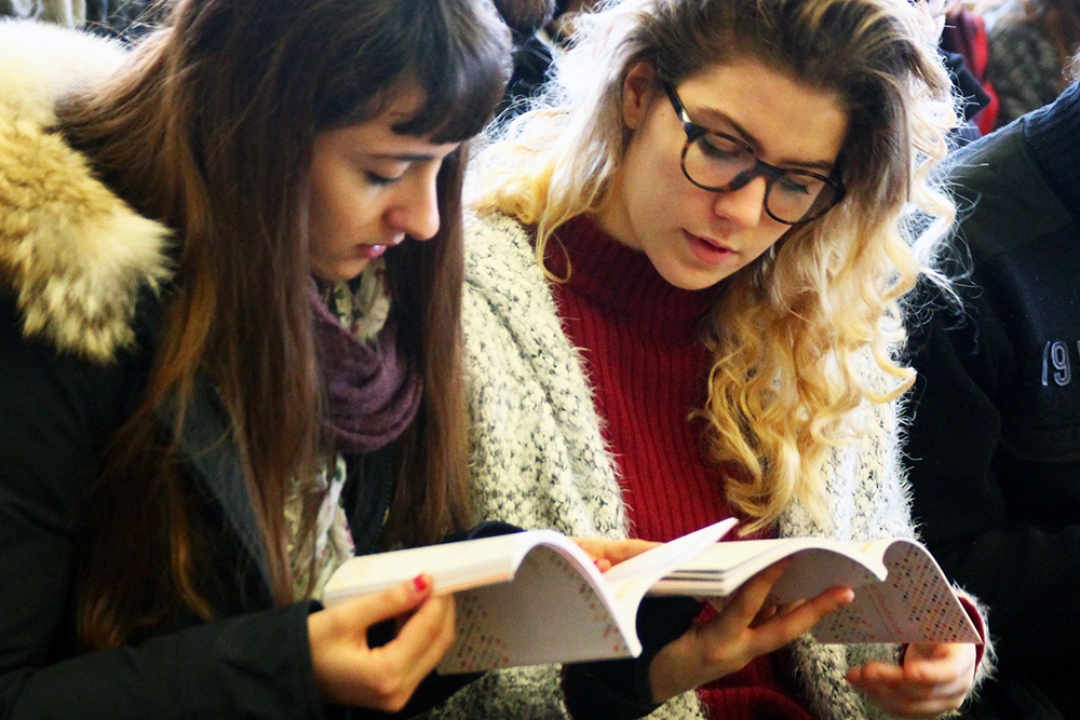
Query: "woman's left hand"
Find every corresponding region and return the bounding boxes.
[846,642,977,718]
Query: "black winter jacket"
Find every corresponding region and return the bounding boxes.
[905,81,1080,720]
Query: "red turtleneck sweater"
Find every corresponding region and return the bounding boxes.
[548,216,814,720]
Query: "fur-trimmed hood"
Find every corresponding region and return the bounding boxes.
[0,20,172,363]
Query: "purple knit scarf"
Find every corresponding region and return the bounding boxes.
[309,283,422,454]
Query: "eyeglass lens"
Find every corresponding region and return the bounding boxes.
[683,133,839,224]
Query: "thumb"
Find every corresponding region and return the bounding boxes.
[339,574,435,630]
[904,642,945,664]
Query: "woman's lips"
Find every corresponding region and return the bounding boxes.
[685,231,735,266]
[356,236,404,259]
[357,244,389,259]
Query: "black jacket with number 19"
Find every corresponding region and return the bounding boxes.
[904,81,1080,720]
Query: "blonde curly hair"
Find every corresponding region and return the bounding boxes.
[470,0,957,532]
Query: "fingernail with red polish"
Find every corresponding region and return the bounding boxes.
[413,574,429,593]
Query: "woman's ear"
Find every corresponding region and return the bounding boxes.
[622,61,658,130]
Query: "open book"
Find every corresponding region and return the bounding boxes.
[323,519,980,674]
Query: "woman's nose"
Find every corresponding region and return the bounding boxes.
[388,172,441,241]
[711,175,769,228]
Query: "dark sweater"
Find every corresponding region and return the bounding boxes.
[904,81,1080,720]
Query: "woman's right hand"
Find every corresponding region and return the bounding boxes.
[647,561,855,703]
[307,574,456,712]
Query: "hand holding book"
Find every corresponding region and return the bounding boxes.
[845,641,979,718]
[308,572,456,711]
[645,559,857,704]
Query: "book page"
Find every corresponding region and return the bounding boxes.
[325,530,642,673]
[601,518,740,605]
[438,543,639,673]
[811,540,981,644]
[649,537,887,598]
[323,530,572,605]
[647,536,980,644]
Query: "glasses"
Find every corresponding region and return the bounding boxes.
[662,82,845,226]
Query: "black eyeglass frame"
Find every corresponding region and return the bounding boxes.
[661,81,846,226]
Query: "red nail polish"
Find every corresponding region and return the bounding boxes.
[413,574,429,593]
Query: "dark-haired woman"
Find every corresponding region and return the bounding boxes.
[0,1,512,717]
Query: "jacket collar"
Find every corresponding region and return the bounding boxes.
[0,22,273,595]
[158,381,275,594]
[0,20,173,364]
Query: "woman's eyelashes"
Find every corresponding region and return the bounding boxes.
[700,134,742,160]
[363,161,411,186]
[359,158,412,186]
[364,170,404,185]
[777,176,813,195]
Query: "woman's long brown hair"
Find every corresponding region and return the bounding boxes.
[62,0,509,648]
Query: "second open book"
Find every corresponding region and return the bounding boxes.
[323,518,980,674]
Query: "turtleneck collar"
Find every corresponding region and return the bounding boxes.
[546,215,716,332]
[1024,81,1080,214]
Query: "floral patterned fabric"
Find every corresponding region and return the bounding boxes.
[287,259,390,601]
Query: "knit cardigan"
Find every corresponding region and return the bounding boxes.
[427,212,990,720]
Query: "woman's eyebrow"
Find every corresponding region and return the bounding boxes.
[364,152,439,162]
[364,142,461,163]
[690,105,837,171]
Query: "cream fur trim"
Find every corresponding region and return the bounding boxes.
[0,20,173,362]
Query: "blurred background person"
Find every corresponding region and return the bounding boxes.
[1,0,163,39]
[493,0,558,119]
[1,0,84,24]
[941,0,1001,133]
[981,0,1080,127]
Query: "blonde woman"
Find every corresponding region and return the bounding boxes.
[442,0,992,718]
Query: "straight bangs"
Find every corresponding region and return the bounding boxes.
[393,2,511,143]
[316,0,510,143]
